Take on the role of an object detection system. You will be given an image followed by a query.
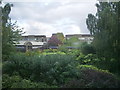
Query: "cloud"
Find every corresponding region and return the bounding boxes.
[17,20,81,37]
[6,1,97,37]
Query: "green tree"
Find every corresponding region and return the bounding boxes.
[80,42,96,55]
[86,2,119,58]
[2,3,24,60]
[65,36,81,47]
[86,14,97,35]
[86,2,120,72]
[56,33,64,43]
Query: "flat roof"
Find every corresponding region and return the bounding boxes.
[66,34,92,37]
[22,35,46,37]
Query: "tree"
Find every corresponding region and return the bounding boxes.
[80,42,96,55]
[65,36,82,47]
[56,33,64,43]
[86,14,97,35]
[48,35,62,46]
[86,2,120,72]
[86,2,119,58]
[2,3,23,60]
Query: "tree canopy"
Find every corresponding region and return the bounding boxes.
[86,2,120,72]
[48,35,62,46]
[86,2,120,59]
[2,3,24,60]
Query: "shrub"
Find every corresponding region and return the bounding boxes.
[2,74,22,88]
[3,53,79,86]
[2,53,33,78]
[62,65,120,88]
[76,53,98,65]
[67,49,80,57]
[76,53,120,74]
[2,74,58,88]
[58,45,68,53]
[3,52,120,88]
[80,42,96,55]
[30,54,78,84]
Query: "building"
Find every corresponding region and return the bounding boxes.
[15,35,47,51]
[15,34,93,51]
[65,34,93,44]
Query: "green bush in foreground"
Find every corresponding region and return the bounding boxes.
[76,53,120,74]
[2,74,58,88]
[3,53,78,85]
[62,65,120,88]
[2,52,120,88]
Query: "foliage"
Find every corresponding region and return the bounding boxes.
[86,14,97,35]
[86,2,120,64]
[76,53,97,65]
[76,53,120,74]
[80,42,96,55]
[2,53,33,78]
[3,51,120,88]
[65,36,81,47]
[56,32,65,43]
[42,49,66,55]
[66,49,80,57]
[3,53,78,86]
[2,3,24,60]
[62,65,120,88]
[48,35,62,46]
[2,74,58,88]
[86,2,120,75]
[58,45,68,53]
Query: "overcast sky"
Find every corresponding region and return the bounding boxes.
[3,0,98,37]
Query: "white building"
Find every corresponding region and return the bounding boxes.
[16,35,47,51]
[15,34,93,51]
[65,34,93,44]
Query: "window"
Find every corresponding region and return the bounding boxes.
[35,37,39,41]
[42,38,44,42]
[24,37,28,41]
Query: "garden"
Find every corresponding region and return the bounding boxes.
[2,49,120,88]
[1,1,120,88]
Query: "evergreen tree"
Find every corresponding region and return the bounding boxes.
[2,3,23,60]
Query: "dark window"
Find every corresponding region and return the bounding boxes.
[42,38,44,42]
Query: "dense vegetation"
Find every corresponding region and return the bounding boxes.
[86,2,120,74]
[2,50,120,88]
[2,3,23,60]
[1,1,120,88]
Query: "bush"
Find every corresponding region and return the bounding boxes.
[30,54,78,84]
[58,45,68,53]
[2,74,58,88]
[2,74,22,88]
[67,49,80,57]
[76,53,120,74]
[80,42,96,55]
[3,53,79,86]
[76,53,98,65]
[2,53,33,79]
[3,52,120,88]
[62,65,120,88]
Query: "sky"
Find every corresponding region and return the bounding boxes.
[2,0,98,37]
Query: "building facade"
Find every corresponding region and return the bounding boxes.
[15,34,93,51]
[16,35,47,51]
[65,34,93,44]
